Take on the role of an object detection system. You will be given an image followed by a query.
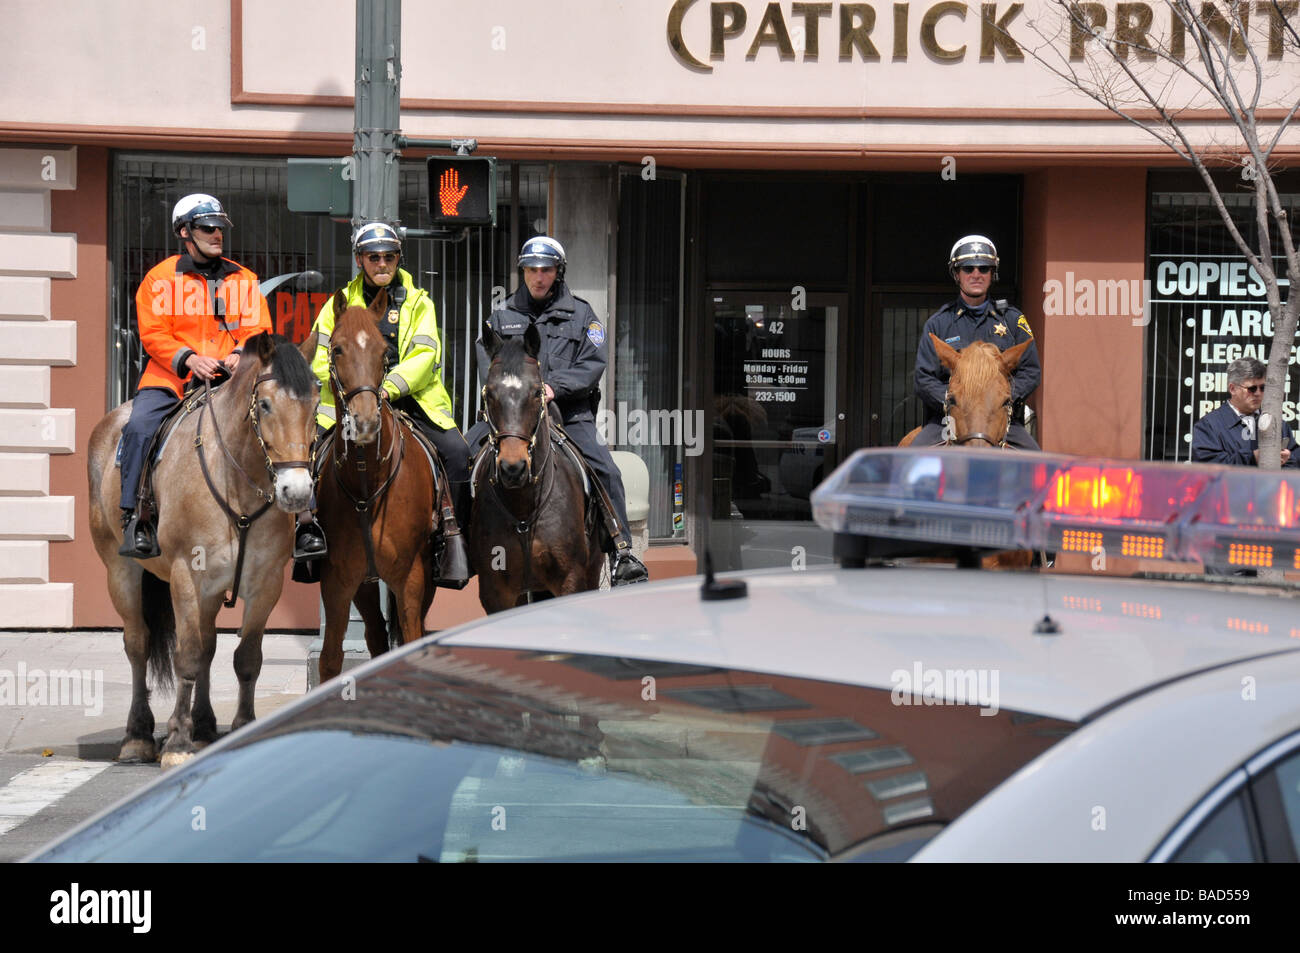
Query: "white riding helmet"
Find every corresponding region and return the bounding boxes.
[948,235,999,279]
[172,193,232,236]
[518,235,566,280]
[353,221,403,255]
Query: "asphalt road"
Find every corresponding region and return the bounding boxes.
[0,754,160,862]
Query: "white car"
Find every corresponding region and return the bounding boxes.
[28,448,1300,862]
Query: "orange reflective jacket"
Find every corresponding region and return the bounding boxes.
[134,254,272,397]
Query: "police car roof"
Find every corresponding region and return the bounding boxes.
[435,566,1300,723]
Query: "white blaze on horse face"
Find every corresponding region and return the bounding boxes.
[498,374,525,391]
[275,467,313,512]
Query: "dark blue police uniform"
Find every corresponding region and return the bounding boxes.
[470,282,632,545]
[913,298,1042,449]
[1191,401,1300,467]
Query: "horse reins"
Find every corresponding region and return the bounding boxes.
[195,372,312,608]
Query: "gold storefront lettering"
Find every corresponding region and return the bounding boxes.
[667,1,1295,69]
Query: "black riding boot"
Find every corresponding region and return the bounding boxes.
[612,548,650,586]
[291,513,327,584]
[117,507,161,560]
[294,517,327,561]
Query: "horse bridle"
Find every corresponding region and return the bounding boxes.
[195,369,314,607]
[479,360,548,486]
[327,340,407,582]
[941,390,1014,449]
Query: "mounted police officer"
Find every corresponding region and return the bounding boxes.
[913,235,1041,450]
[298,222,471,579]
[117,193,273,559]
[470,236,649,585]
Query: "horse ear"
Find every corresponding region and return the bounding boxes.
[931,333,960,371]
[298,332,317,363]
[524,321,542,360]
[481,319,503,358]
[1000,339,1033,374]
[332,289,348,318]
[370,286,389,319]
[253,330,276,365]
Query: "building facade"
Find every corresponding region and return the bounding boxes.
[0,0,1296,627]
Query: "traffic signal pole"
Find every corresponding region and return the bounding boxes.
[353,0,401,229]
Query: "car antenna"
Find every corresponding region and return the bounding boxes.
[701,550,747,601]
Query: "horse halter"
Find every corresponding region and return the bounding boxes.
[942,390,1013,449]
[480,361,548,485]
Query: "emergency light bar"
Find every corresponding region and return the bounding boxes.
[811,447,1300,574]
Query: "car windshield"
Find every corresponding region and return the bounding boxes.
[39,646,1075,862]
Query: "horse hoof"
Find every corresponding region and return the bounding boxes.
[116,738,157,763]
[159,750,195,770]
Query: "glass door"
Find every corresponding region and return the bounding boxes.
[707,292,846,571]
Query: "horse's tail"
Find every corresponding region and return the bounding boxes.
[386,587,402,651]
[140,570,176,692]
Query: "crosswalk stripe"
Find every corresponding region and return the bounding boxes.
[0,762,111,836]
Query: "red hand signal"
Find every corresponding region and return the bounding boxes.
[438,168,470,216]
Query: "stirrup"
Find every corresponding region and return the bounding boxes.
[294,521,328,562]
[612,551,649,586]
[434,529,472,590]
[117,514,161,560]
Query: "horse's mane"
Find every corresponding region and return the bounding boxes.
[233,331,317,398]
[951,340,1009,396]
[491,335,541,381]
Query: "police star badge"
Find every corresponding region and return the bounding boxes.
[993,322,1008,336]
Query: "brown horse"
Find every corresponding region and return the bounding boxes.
[901,334,1033,448]
[900,333,1037,568]
[87,333,319,767]
[469,321,605,613]
[313,290,442,682]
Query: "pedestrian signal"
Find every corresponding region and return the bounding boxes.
[426,156,497,227]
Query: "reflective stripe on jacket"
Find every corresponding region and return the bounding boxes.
[308,269,456,430]
[134,255,272,397]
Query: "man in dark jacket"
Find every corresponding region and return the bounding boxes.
[470,236,649,585]
[913,235,1041,449]
[1192,357,1299,467]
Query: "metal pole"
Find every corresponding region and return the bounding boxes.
[353,0,401,228]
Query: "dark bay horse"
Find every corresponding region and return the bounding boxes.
[313,290,442,682]
[88,332,319,767]
[469,322,605,613]
[901,334,1033,448]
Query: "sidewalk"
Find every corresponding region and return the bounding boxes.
[0,630,314,761]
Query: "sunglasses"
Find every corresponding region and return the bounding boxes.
[960,265,992,274]
[366,253,398,263]
[1239,384,1265,394]
[193,224,224,235]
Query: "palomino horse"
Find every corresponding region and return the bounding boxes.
[313,289,444,682]
[901,334,1033,448]
[469,321,605,613]
[87,332,319,767]
[900,333,1036,568]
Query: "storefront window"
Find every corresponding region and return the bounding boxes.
[614,171,686,541]
[110,153,547,433]
[1145,174,1299,460]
